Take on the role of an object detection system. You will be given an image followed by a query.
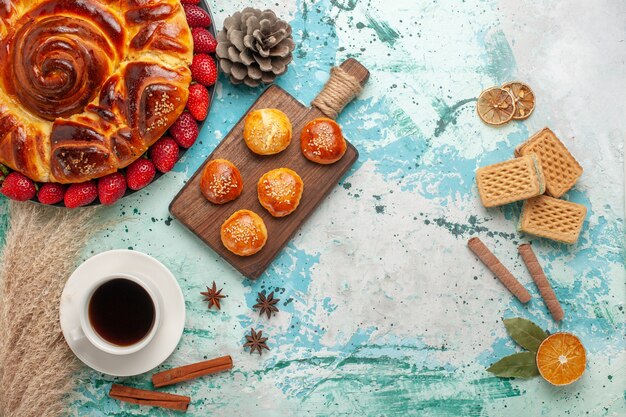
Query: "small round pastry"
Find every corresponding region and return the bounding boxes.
[220,210,268,256]
[257,168,304,217]
[243,108,292,155]
[200,159,243,204]
[300,118,347,164]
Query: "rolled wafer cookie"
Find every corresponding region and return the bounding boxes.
[518,244,564,321]
[467,237,531,303]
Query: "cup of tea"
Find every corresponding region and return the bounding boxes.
[69,273,161,355]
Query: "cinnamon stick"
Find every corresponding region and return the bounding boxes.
[518,244,564,321]
[152,355,233,388]
[467,237,531,303]
[109,384,190,411]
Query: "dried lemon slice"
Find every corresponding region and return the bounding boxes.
[536,332,586,386]
[476,87,516,126]
[502,81,535,120]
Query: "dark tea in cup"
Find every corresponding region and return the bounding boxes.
[88,278,155,346]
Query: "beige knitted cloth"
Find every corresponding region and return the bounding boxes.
[0,202,100,417]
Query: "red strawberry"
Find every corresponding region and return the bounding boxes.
[64,181,97,208]
[126,159,156,190]
[170,112,199,148]
[186,84,210,121]
[190,54,217,86]
[38,183,65,205]
[183,4,211,27]
[192,28,217,53]
[98,172,127,205]
[181,0,199,4]
[0,172,36,201]
[150,137,180,173]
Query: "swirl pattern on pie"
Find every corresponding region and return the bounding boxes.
[0,0,193,183]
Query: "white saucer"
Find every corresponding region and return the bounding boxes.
[60,250,185,376]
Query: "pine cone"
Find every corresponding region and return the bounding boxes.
[216,8,295,87]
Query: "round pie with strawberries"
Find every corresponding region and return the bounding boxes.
[0,0,218,206]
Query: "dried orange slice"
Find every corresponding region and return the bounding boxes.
[502,81,535,120]
[536,332,586,386]
[476,87,516,126]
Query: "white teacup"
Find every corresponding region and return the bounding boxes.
[69,273,161,355]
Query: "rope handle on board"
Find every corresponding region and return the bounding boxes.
[311,65,364,119]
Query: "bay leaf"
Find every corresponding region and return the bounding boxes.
[487,352,539,378]
[503,317,548,353]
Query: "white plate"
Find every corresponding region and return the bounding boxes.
[60,250,185,376]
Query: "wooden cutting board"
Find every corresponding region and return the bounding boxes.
[170,59,369,279]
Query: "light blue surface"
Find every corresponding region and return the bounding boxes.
[24,0,622,415]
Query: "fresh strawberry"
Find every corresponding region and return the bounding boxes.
[183,4,211,27]
[170,112,199,148]
[186,84,210,121]
[126,158,156,190]
[37,183,65,205]
[192,28,217,53]
[64,181,97,208]
[190,53,217,86]
[181,0,199,4]
[150,137,180,173]
[98,172,127,205]
[0,172,36,201]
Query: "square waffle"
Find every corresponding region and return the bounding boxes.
[519,195,586,244]
[476,154,545,207]
[515,128,583,198]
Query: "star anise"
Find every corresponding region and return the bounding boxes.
[201,281,225,310]
[253,291,280,319]
[243,328,270,355]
